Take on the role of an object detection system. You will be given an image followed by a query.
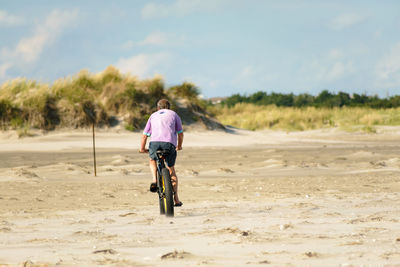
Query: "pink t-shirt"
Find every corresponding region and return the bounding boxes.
[143,109,183,147]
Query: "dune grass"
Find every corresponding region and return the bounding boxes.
[2,66,399,134]
[210,103,400,132]
[0,66,166,131]
[0,66,208,133]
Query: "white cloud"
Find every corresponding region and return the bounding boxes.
[0,10,23,26]
[327,48,343,59]
[121,32,185,49]
[330,13,366,30]
[115,52,173,77]
[232,65,255,87]
[239,65,254,79]
[0,9,78,79]
[231,64,279,92]
[0,63,11,78]
[141,0,228,18]
[312,60,354,82]
[121,40,135,49]
[300,49,355,83]
[140,32,171,46]
[375,42,400,87]
[16,9,78,63]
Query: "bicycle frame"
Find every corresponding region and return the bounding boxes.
[155,153,166,196]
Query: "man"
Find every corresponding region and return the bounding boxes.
[139,99,184,207]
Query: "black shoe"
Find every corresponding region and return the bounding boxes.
[150,182,157,193]
[174,201,183,207]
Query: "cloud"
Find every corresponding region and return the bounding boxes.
[0,9,78,79]
[120,40,135,49]
[0,10,23,26]
[139,32,172,46]
[115,52,173,77]
[15,9,78,62]
[299,49,355,84]
[141,0,228,18]
[121,32,186,49]
[231,64,279,92]
[330,13,366,30]
[238,65,254,79]
[0,63,11,78]
[375,42,400,88]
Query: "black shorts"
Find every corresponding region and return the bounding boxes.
[149,142,177,167]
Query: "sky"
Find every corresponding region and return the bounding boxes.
[0,0,399,98]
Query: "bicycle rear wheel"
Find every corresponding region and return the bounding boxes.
[161,167,174,217]
[157,171,165,215]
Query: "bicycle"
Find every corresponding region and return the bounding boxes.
[141,149,174,217]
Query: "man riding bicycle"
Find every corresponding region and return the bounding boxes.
[139,99,184,207]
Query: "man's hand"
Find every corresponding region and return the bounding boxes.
[139,134,148,153]
[177,132,183,151]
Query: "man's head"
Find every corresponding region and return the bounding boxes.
[157,99,170,110]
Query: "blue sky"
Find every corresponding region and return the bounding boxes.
[0,0,399,98]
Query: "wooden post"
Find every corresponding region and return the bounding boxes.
[92,122,97,176]
[83,101,97,177]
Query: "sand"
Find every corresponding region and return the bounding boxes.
[0,127,400,266]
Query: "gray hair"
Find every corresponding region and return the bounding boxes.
[157,99,170,109]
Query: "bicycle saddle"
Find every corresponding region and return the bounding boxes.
[156,149,170,156]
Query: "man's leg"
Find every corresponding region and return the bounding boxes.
[167,166,181,204]
[149,159,157,183]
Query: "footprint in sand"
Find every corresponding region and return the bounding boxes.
[131,168,142,173]
[70,219,90,225]
[370,161,386,168]
[93,248,117,255]
[218,168,234,173]
[23,260,54,267]
[73,230,117,241]
[279,223,294,230]
[99,218,116,223]
[185,169,199,176]
[111,155,130,166]
[161,250,194,260]
[348,151,377,158]
[304,251,319,258]
[120,169,129,175]
[13,168,39,179]
[370,158,400,168]
[0,227,12,232]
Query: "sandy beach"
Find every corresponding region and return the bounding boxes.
[0,127,400,266]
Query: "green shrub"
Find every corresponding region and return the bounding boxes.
[125,124,135,131]
[0,100,20,127]
[10,117,24,129]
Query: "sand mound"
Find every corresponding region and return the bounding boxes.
[348,151,376,158]
[175,99,226,131]
[263,159,285,168]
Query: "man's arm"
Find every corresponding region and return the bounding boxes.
[139,134,148,153]
[176,132,183,150]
